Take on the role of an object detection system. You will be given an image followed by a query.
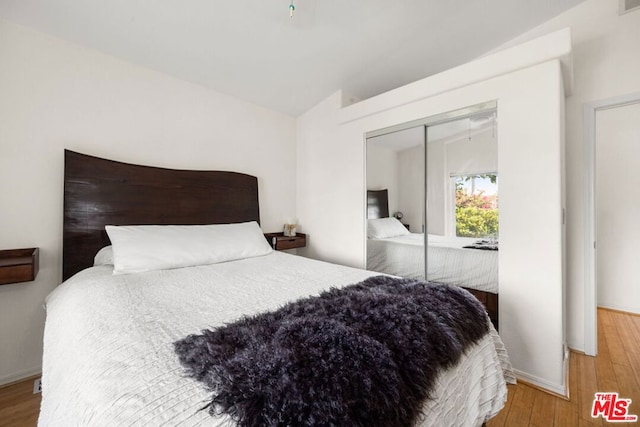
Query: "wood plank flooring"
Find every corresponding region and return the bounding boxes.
[489,308,640,427]
[0,308,638,427]
[0,376,40,427]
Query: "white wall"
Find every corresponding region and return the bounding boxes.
[426,140,446,235]
[488,0,640,351]
[0,19,296,385]
[296,92,365,266]
[297,36,567,393]
[398,145,425,232]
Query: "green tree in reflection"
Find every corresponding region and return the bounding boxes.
[455,174,498,238]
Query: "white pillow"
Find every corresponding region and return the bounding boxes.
[94,246,114,266]
[367,217,410,239]
[105,221,273,275]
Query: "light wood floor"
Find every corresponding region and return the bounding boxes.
[0,308,638,427]
[0,376,40,427]
[488,308,640,427]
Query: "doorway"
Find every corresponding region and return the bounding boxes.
[584,92,640,356]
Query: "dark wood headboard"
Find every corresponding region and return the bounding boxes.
[367,189,389,219]
[62,150,260,281]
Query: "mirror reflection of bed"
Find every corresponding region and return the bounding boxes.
[366,106,499,329]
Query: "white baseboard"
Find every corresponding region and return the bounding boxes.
[597,303,640,315]
[569,344,585,354]
[0,367,42,387]
[513,368,567,397]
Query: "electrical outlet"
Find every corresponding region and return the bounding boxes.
[33,378,42,394]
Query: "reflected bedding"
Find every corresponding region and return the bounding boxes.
[367,233,499,293]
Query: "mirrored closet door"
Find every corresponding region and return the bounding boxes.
[366,126,426,280]
[365,102,499,327]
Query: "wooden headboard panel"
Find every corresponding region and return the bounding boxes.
[63,150,260,280]
[367,189,389,219]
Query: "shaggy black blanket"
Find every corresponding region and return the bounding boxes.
[174,275,489,426]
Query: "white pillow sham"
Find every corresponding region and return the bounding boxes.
[94,246,114,266]
[105,221,273,275]
[367,217,410,239]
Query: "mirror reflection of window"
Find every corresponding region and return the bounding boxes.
[427,111,498,239]
[453,174,498,239]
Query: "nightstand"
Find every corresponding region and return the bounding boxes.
[0,248,39,285]
[264,233,307,250]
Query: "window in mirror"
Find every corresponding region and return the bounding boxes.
[452,174,498,239]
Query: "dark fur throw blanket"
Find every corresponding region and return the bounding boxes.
[174,275,489,426]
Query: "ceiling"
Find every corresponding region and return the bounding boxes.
[0,0,585,116]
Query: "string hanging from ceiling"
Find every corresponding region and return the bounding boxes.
[289,0,295,18]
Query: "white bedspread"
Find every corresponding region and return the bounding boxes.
[40,252,512,426]
[367,233,499,293]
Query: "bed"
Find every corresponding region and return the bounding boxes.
[366,189,499,329]
[367,233,498,291]
[39,151,514,426]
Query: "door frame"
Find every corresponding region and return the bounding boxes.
[583,91,640,356]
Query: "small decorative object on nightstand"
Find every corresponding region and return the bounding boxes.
[283,223,297,237]
[264,233,306,251]
[283,218,298,237]
[0,248,39,285]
